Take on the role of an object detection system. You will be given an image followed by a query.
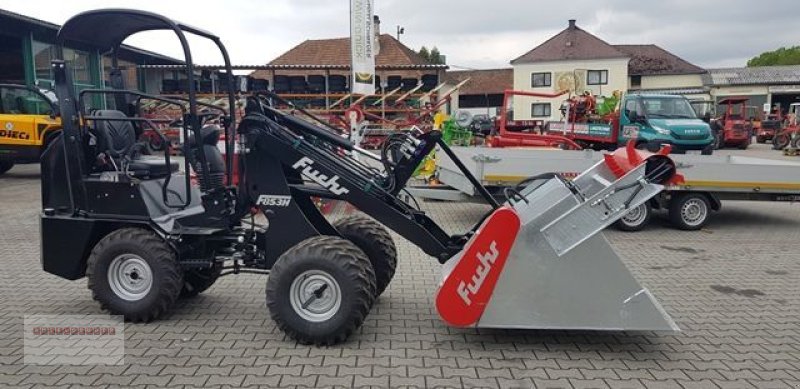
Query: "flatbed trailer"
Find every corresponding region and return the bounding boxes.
[410,146,800,230]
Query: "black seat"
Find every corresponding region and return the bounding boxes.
[185,124,225,191]
[91,110,178,178]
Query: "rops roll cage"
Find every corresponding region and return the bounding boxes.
[53,8,237,211]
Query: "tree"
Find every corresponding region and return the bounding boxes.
[417,46,446,64]
[429,47,445,64]
[418,46,430,62]
[747,46,800,67]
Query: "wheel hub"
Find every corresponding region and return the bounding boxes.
[108,254,153,301]
[681,199,707,226]
[621,204,646,225]
[289,270,341,322]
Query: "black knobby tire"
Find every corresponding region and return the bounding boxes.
[614,202,652,232]
[266,236,376,346]
[773,134,790,150]
[0,161,13,175]
[180,265,222,298]
[86,228,183,322]
[668,193,711,231]
[333,216,397,297]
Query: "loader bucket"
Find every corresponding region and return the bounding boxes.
[436,143,681,331]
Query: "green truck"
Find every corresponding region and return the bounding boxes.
[546,93,715,154]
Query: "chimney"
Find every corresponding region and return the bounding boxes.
[568,19,576,29]
[373,15,381,55]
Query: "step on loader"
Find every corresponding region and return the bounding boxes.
[40,9,679,345]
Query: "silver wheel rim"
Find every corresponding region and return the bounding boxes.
[680,198,707,227]
[621,204,648,227]
[289,270,342,322]
[108,254,153,301]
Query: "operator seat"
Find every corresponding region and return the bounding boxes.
[90,110,178,178]
[185,124,225,191]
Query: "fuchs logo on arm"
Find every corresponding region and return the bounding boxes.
[456,241,498,305]
[256,195,291,207]
[292,157,350,195]
[435,207,521,327]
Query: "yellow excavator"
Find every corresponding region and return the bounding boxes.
[0,84,62,175]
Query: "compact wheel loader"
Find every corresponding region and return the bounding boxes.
[41,9,680,345]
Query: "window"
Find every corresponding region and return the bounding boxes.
[531,72,551,88]
[32,41,55,81]
[63,48,91,84]
[630,75,642,88]
[624,98,640,120]
[531,103,551,117]
[587,70,608,85]
[103,56,138,90]
[0,86,54,115]
[33,41,94,87]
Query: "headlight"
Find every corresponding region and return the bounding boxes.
[652,126,671,135]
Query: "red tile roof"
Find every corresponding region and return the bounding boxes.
[511,20,627,64]
[445,68,513,95]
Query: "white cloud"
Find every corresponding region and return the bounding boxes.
[1,0,796,70]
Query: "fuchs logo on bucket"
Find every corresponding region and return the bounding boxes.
[456,241,498,305]
[435,207,520,327]
[256,195,291,207]
[292,157,349,195]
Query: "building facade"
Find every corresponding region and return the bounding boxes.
[509,20,707,121]
[0,8,179,98]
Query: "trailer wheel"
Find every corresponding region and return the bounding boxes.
[180,265,222,298]
[668,193,711,230]
[333,216,397,297]
[266,236,376,345]
[86,228,183,322]
[614,203,651,232]
[0,161,13,175]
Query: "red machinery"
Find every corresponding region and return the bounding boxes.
[712,97,752,150]
[757,108,782,144]
[771,103,800,150]
[489,89,581,149]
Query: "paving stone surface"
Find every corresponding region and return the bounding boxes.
[0,144,798,388]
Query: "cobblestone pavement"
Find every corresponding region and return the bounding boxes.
[1,145,799,388]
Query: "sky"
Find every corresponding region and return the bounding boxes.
[2,0,796,70]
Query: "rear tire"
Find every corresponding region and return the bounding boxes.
[668,193,711,231]
[86,228,183,322]
[333,216,397,297]
[266,236,376,345]
[614,203,652,232]
[180,265,222,298]
[0,161,14,175]
[756,136,766,144]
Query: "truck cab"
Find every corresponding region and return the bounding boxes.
[621,94,715,154]
[0,84,61,174]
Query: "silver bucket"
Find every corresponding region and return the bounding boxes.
[436,145,681,332]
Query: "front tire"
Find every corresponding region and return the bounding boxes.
[614,202,652,232]
[266,236,376,345]
[0,161,13,175]
[333,216,397,297]
[668,193,711,231]
[773,133,790,150]
[86,228,183,322]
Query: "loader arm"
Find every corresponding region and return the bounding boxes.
[237,96,472,265]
